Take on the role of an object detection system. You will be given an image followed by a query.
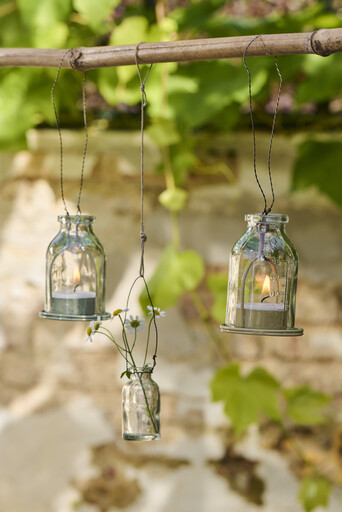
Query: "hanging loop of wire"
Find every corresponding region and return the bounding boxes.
[121,42,158,371]
[135,41,153,278]
[243,35,283,216]
[76,72,88,214]
[51,51,88,216]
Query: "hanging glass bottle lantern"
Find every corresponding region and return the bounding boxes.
[40,215,110,321]
[221,213,303,336]
[122,366,160,441]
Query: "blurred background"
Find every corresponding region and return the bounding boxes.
[0,1,342,511]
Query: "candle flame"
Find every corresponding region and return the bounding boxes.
[262,275,271,295]
[73,267,81,288]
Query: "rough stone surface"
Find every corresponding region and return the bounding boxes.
[0,129,341,512]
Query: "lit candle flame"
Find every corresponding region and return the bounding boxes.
[262,275,271,295]
[73,267,81,291]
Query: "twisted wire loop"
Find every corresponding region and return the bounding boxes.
[243,35,283,216]
[51,53,89,216]
[77,72,88,214]
[121,43,158,371]
[51,49,71,216]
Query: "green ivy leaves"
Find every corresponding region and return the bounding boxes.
[292,140,342,208]
[298,477,331,512]
[285,386,331,426]
[140,245,205,311]
[211,364,331,434]
[73,0,120,31]
[211,365,281,434]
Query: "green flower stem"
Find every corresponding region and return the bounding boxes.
[101,326,127,351]
[131,329,138,352]
[97,329,130,364]
[137,371,158,434]
[171,212,181,252]
[143,316,154,367]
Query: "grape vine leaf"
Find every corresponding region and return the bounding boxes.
[298,477,331,512]
[292,140,342,208]
[211,364,281,434]
[284,385,331,426]
[140,245,205,310]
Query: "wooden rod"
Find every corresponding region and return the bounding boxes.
[0,28,341,70]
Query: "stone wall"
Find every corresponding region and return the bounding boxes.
[0,129,341,512]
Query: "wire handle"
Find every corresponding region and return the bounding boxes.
[243,35,283,216]
[134,42,153,277]
[122,43,158,371]
[51,50,88,216]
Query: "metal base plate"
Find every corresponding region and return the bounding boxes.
[39,310,111,322]
[220,324,304,337]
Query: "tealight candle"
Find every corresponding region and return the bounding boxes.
[236,302,286,330]
[51,290,96,316]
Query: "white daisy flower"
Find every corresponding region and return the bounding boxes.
[147,305,166,318]
[111,307,129,320]
[86,318,101,342]
[124,315,145,333]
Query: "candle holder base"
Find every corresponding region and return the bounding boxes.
[220,324,304,337]
[39,310,111,322]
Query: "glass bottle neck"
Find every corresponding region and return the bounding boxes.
[129,368,153,380]
[246,213,288,233]
[58,215,94,233]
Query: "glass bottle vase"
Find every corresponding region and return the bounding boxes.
[122,367,160,441]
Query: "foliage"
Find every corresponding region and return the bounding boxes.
[211,364,281,434]
[0,0,342,208]
[292,139,342,207]
[298,477,331,512]
[140,245,205,310]
[210,364,331,434]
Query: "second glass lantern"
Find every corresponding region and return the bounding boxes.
[221,213,303,336]
[40,215,110,321]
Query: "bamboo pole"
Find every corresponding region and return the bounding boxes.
[0,28,341,70]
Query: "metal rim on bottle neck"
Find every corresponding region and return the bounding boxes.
[58,214,95,225]
[245,213,289,224]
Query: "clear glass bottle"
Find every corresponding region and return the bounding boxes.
[122,366,160,441]
[40,215,110,321]
[222,213,303,336]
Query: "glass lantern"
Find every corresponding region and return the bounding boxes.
[122,366,160,441]
[40,215,110,321]
[221,213,303,336]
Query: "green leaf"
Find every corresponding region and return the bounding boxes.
[97,67,119,105]
[110,16,149,46]
[207,272,227,324]
[140,245,205,310]
[284,386,331,426]
[211,364,281,434]
[169,61,267,128]
[292,140,342,208]
[158,188,188,213]
[246,368,281,421]
[32,21,69,48]
[73,0,119,31]
[296,53,342,105]
[298,477,331,512]
[0,69,37,145]
[17,0,72,27]
[147,118,181,147]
